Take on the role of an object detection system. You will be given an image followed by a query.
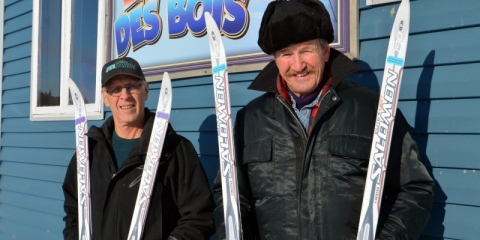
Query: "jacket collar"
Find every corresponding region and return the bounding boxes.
[90,108,157,154]
[248,48,360,93]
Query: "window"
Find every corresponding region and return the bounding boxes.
[31,0,106,120]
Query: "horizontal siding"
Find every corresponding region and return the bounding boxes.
[415,134,480,169]
[169,107,244,132]
[3,11,31,34]
[431,168,480,206]
[0,218,62,240]
[170,108,217,131]
[359,0,480,239]
[2,117,77,132]
[0,161,66,183]
[3,0,30,20]
[0,176,63,200]
[423,203,480,239]
[2,57,30,76]
[0,190,64,217]
[0,147,72,166]
[0,204,63,237]
[351,62,480,100]
[419,237,455,240]
[3,42,30,61]
[167,71,259,88]
[146,79,262,110]
[2,72,30,89]
[399,63,480,100]
[2,86,29,104]
[399,99,480,134]
[2,102,29,118]
[2,132,75,149]
[3,26,30,48]
[360,0,480,38]
[360,26,480,70]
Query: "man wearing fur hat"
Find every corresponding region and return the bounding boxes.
[213,0,434,239]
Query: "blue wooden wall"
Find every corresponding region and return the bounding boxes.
[354,0,480,239]
[0,0,479,239]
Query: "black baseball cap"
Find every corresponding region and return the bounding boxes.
[101,57,146,87]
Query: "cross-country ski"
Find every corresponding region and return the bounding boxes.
[357,0,411,239]
[204,11,243,240]
[67,78,92,240]
[127,72,172,240]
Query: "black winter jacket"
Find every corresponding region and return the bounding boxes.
[63,109,215,240]
[213,49,435,240]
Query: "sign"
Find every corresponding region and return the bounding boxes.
[107,0,358,79]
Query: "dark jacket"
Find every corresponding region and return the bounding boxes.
[63,109,215,240]
[213,49,435,240]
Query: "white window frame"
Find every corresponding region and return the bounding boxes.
[30,0,106,121]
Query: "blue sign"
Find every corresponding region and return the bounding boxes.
[108,0,351,76]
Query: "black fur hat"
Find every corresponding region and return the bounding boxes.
[258,0,334,55]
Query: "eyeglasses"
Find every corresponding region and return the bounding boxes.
[104,82,144,96]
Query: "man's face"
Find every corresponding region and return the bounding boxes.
[274,39,330,97]
[102,75,149,127]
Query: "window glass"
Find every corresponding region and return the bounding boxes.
[38,0,62,106]
[70,0,98,104]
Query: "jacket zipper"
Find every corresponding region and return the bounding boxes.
[88,133,118,175]
[277,90,332,239]
[276,95,307,239]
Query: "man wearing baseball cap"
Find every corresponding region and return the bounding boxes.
[213,0,434,239]
[63,57,215,239]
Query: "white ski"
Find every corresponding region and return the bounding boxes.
[127,72,172,240]
[67,78,92,240]
[357,1,410,240]
[204,12,243,240]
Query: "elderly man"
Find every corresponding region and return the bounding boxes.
[213,0,434,239]
[63,57,215,240]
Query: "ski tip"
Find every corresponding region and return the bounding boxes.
[67,78,77,91]
[67,78,86,109]
[162,72,170,82]
[161,72,172,90]
[204,11,212,19]
[204,12,212,25]
[204,11,218,31]
[398,0,411,13]
[157,71,172,115]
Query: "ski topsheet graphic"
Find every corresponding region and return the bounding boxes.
[204,12,243,240]
[67,78,92,240]
[357,1,410,240]
[127,72,172,240]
